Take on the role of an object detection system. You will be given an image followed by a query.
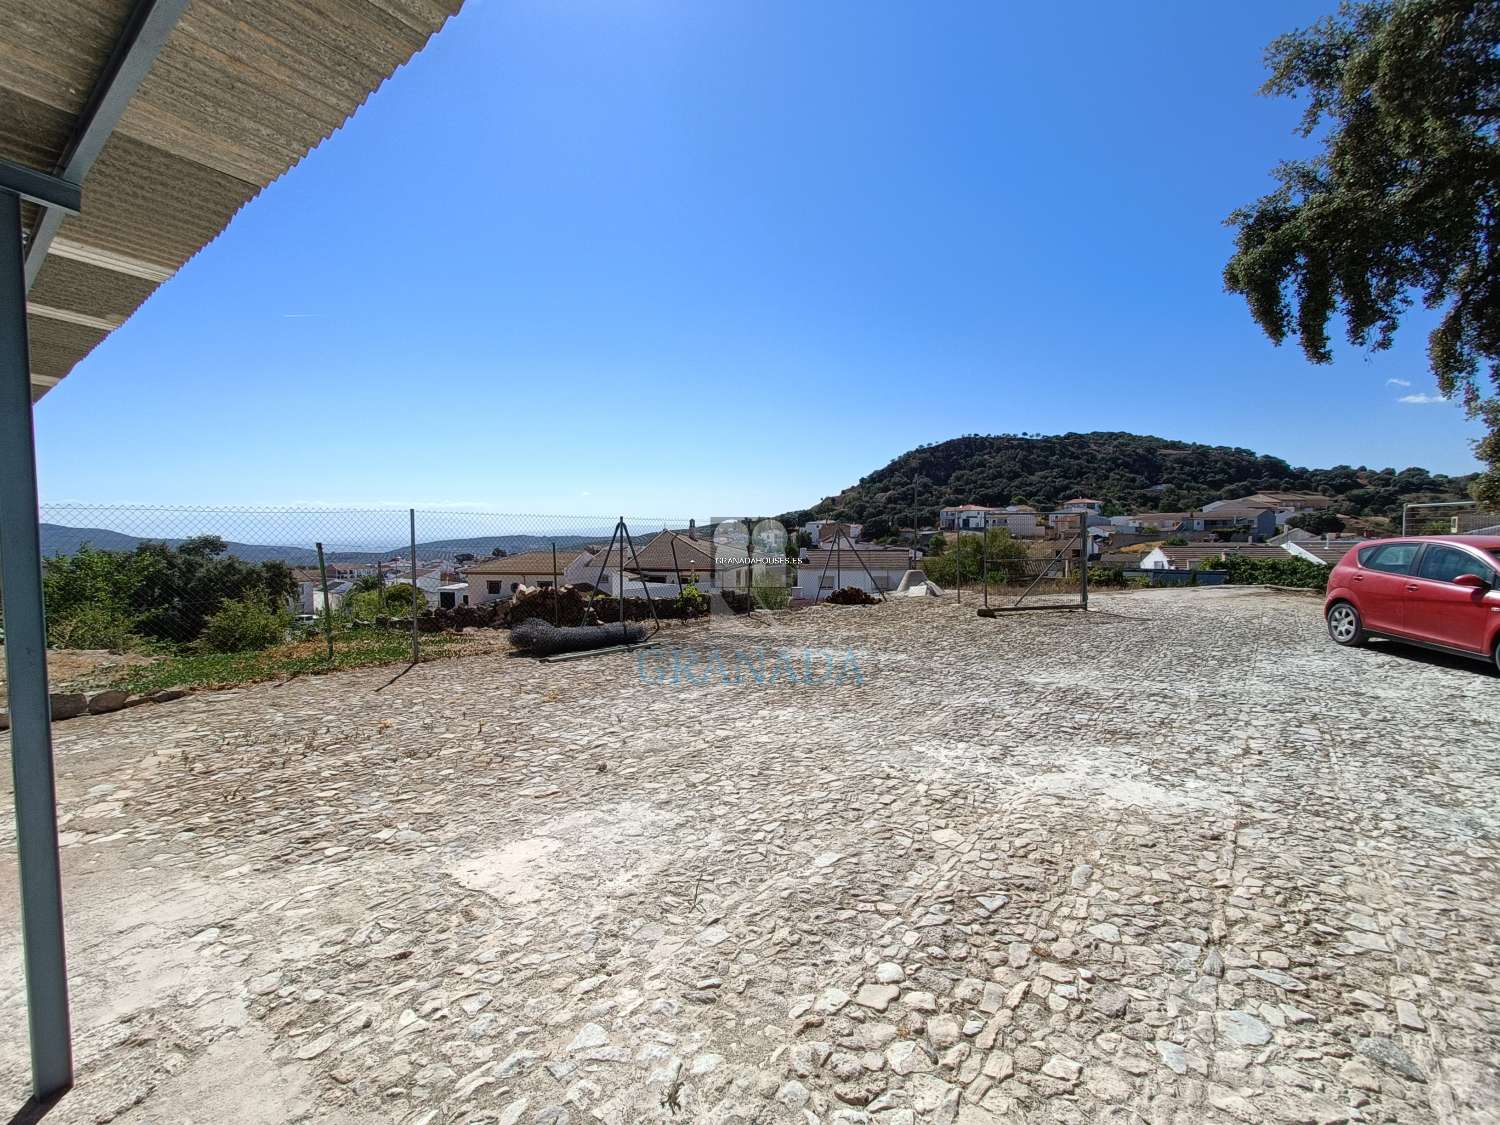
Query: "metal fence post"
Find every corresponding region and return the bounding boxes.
[981,526,989,609]
[409,509,419,662]
[0,188,74,1099]
[315,542,334,660]
[551,541,559,625]
[1080,528,1090,611]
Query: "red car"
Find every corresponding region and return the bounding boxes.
[1324,535,1500,670]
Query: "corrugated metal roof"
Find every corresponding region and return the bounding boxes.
[3,0,463,399]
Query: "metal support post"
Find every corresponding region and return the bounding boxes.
[315,542,334,660]
[0,187,75,1100]
[1080,529,1090,610]
[409,509,419,661]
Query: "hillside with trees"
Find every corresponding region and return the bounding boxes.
[780,432,1476,539]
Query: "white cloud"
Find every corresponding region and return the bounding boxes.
[1396,393,1451,405]
[1385,377,1411,387]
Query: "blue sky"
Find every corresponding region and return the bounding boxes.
[34,0,1484,518]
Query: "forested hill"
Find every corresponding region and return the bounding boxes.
[781,432,1476,537]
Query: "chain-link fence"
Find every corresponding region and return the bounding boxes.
[31,505,696,663]
[1402,501,1500,536]
[925,525,1098,610]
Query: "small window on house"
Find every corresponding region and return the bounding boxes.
[486,580,501,595]
[819,574,836,588]
[510,582,519,593]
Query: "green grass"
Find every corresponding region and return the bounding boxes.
[103,628,464,694]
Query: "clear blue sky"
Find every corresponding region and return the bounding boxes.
[35,0,1484,518]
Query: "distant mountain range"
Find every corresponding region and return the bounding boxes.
[39,524,599,565]
[779,431,1477,537]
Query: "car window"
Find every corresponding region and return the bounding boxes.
[1359,542,1420,574]
[1417,545,1495,585]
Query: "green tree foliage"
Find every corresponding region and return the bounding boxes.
[922,529,1030,585]
[1223,0,1500,502]
[349,580,425,619]
[199,598,290,653]
[1287,510,1345,535]
[1219,555,1332,590]
[779,432,1473,532]
[42,540,296,649]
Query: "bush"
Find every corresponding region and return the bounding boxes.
[1087,566,1125,588]
[750,583,791,610]
[46,604,142,651]
[675,584,708,617]
[363,582,425,617]
[1219,556,1330,590]
[825,586,879,605]
[199,598,290,653]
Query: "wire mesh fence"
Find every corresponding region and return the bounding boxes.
[15,504,1111,688]
[929,525,1096,610]
[31,505,695,661]
[1402,501,1500,536]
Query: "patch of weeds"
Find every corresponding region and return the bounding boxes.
[104,628,463,694]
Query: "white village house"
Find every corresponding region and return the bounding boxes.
[939,504,1043,537]
[463,551,595,604]
[794,545,914,599]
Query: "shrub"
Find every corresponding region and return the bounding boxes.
[1087,566,1125,588]
[46,604,142,651]
[825,586,879,605]
[675,583,708,617]
[750,583,791,610]
[1220,556,1330,590]
[199,598,290,653]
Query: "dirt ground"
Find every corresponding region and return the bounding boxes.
[1,587,1497,1124]
[0,646,159,693]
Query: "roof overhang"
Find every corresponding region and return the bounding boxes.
[2,0,464,401]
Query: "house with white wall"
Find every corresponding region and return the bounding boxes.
[1136,544,1298,571]
[940,505,1001,531]
[464,550,594,604]
[795,545,913,599]
[1205,492,1334,529]
[804,520,865,545]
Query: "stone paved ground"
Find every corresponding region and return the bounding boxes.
[2,587,1498,1125]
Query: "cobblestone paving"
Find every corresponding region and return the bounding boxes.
[2,587,1498,1124]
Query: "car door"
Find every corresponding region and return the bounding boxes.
[1353,541,1422,634]
[1402,544,1498,653]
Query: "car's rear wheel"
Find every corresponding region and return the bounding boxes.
[1327,601,1365,646]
